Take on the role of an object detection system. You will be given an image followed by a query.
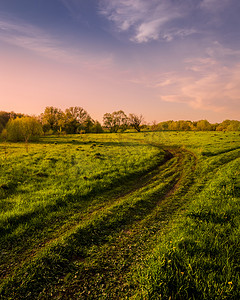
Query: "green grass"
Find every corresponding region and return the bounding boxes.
[132,132,240,299]
[0,131,240,299]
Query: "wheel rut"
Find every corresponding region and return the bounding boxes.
[0,146,198,299]
[50,146,198,299]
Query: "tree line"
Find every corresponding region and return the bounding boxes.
[0,107,144,142]
[0,106,239,142]
[151,119,240,131]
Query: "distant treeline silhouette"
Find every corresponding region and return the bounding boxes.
[0,107,239,141]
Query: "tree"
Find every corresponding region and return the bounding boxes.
[216,120,240,131]
[226,120,240,131]
[0,128,8,141]
[158,121,169,131]
[103,110,128,133]
[40,106,64,133]
[6,118,23,142]
[196,120,212,131]
[176,120,193,131]
[0,111,11,133]
[56,112,67,135]
[6,116,43,143]
[81,117,94,133]
[21,117,43,143]
[128,113,144,132]
[91,121,104,133]
[0,129,8,157]
[102,113,114,132]
[0,122,3,134]
[64,106,90,134]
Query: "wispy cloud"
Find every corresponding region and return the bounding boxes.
[99,0,194,43]
[158,43,240,113]
[128,41,240,114]
[0,16,113,70]
[160,71,237,113]
[205,41,240,59]
[132,16,176,43]
[0,16,77,63]
[99,0,148,31]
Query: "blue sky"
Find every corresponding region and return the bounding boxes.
[0,0,240,123]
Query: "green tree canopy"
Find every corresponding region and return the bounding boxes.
[40,106,64,133]
[0,111,10,133]
[196,120,212,131]
[6,116,43,142]
[64,106,91,134]
[216,120,240,131]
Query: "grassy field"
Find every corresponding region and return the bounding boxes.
[0,131,239,299]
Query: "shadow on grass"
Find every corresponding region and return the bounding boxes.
[188,211,235,226]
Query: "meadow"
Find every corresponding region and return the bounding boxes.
[0,131,239,299]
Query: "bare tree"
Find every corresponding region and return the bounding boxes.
[128,113,144,132]
[103,110,128,132]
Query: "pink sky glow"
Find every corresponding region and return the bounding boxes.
[0,0,240,123]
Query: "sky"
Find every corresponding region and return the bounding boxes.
[0,0,240,123]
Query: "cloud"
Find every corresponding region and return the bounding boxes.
[99,0,194,43]
[0,17,76,62]
[158,46,240,113]
[133,18,166,43]
[205,41,240,58]
[128,41,240,114]
[99,0,148,31]
[100,0,238,43]
[0,16,113,70]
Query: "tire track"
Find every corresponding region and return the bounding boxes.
[35,147,198,299]
[0,148,172,283]
[0,147,197,299]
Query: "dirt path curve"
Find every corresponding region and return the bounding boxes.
[0,146,198,299]
[47,146,198,299]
